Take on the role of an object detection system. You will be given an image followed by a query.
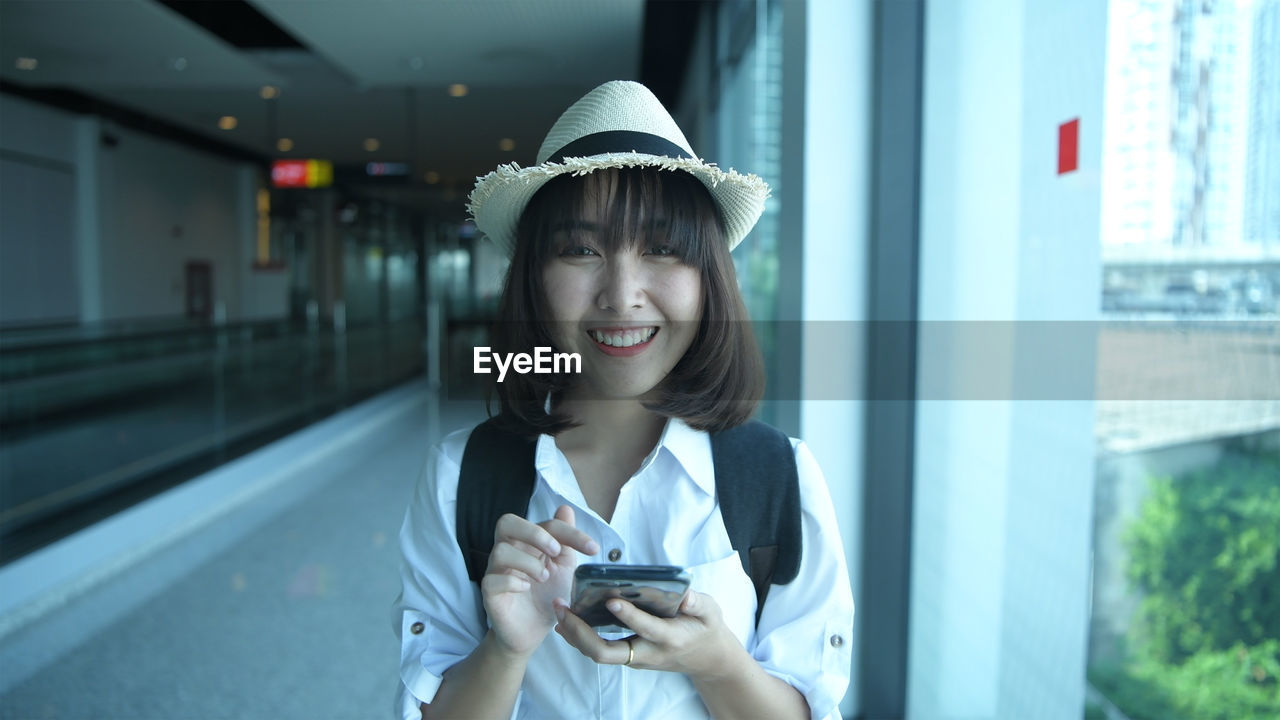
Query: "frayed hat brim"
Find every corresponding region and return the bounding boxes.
[467,152,770,256]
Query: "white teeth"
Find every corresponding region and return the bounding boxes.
[591,327,656,348]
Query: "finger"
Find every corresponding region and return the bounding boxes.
[555,504,575,525]
[489,542,550,581]
[494,513,563,557]
[677,591,720,622]
[540,515,600,557]
[553,605,632,665]
[481,573,531,595]
[509,538,545,560]
[604,599,670,643]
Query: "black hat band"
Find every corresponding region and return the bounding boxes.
[546,130,694,164]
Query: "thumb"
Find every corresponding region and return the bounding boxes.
[679,591,716,619]
[555,504,576,526]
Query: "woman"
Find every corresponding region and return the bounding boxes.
[393,81,853,720]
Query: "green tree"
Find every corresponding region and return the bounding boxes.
[1098,448,1280,719]
[1126,452,1280,663]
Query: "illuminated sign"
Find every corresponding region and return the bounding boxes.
[271,159,334,188]
[366,162,409,176]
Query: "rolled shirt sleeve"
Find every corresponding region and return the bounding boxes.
[750,439,855,720]
[390,430,488,719]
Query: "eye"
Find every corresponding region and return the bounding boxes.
[645,244,679,258]
[560,244,599,257]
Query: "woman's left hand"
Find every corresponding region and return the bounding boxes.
[552,591,739,680]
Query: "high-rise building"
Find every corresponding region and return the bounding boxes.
[1169,0,1252,247]
[1102,0,1177,248]
[1245,0,1280,248]
[1102,0,1261,249]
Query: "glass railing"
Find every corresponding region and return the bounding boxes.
[0,316,425,564]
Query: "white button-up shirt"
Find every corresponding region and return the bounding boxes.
[393,417,854,720]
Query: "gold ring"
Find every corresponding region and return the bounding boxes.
[624,637,635,666]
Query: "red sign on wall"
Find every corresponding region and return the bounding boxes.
[1058,119,1079,175]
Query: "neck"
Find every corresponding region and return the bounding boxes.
[552,395,668,457]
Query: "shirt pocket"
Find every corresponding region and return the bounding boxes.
[687,552,758,648]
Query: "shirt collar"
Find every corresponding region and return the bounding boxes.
[534,432,584,506]
[658,417,716,496]
[532,415,717,499]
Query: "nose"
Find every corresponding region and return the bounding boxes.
[596,254,646,312]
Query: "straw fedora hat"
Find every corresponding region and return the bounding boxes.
[467,80,770,256]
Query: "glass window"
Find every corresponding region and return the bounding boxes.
[1089,2,1280,719]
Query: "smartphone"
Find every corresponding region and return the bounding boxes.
[570,564,691,631]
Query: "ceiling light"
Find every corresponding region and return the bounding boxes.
[363,138,380,152]
[218,116,238,130]
[499,138,516,152]
[172,57,188,71]
[424,171,440,184]
[408,57,424,71]
[277,138,294,152]
[260,85,279,100]
[15,57,37,71]
[448,84,468,98]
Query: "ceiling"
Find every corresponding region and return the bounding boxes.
[0,0,650,204]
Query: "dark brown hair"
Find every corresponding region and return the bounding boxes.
[488,166,764,435]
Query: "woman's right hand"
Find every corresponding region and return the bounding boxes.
[482,504,600,656]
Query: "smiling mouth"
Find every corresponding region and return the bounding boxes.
[589,327,658,348]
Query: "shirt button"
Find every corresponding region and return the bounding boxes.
[410,622,425,635]
[608,548,622,562]
[830,634,845,648]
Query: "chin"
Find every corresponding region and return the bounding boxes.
[577,374,666,402]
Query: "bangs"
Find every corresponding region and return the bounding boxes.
[520,167,724,268]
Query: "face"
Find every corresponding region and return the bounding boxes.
[540,179,704,402]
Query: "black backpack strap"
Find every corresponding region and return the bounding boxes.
[711,420,802,626]
[456,418,538,582]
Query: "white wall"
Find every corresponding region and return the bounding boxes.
[910,1,1106,718]
[95,126,251,322]
[0,92,281,327]
[0,94,76,163]
[0,95,79,326]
